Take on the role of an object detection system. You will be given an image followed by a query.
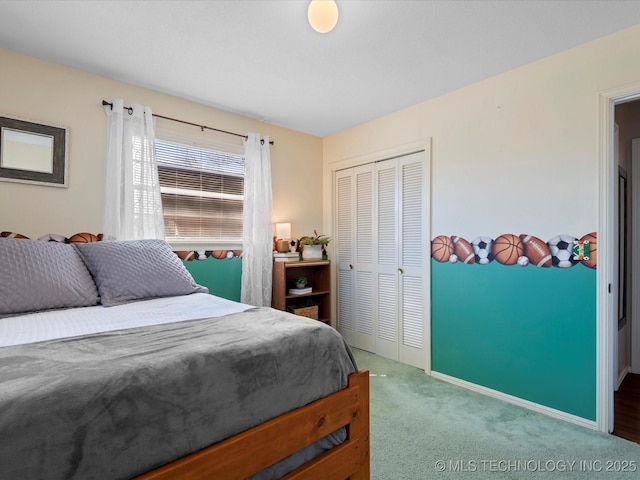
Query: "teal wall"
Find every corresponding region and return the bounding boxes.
[431,260,597,420]
[182,251,597,420]
[183,257,242,302]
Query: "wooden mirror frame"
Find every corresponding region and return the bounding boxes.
[0,115,69,188]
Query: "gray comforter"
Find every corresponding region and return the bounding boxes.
[0,307,357,479]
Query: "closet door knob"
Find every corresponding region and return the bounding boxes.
[398,268,404,274]
[349,264,353,270]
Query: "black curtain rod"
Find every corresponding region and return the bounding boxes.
[101,100,274,145]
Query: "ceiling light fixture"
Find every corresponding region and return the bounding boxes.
[307,0,339,34]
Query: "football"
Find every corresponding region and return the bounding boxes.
[578,232,597,269]
[0,231,29,239]
[547,235,578,268]
[471,236,494,264]
[451,236,475,264]
[519,234,552,268]
[431,235,454,263]
[492,233,524,265]
[175,250,195,261]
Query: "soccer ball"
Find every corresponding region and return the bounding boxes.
[547,235,578,268]
[471,236,494,265]
[194,250,209,260]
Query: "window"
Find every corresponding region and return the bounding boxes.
[156,139,244,243]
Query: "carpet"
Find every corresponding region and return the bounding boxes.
[352,348,640,479]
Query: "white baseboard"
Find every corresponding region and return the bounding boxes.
[616,366,629,390]
[430,371,598,430]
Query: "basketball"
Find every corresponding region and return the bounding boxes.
[519,234,552,268]
[231,250,243,258]
[579,232,597,269]
[211,250,228,259]
[431,235,453,263]
[492,234,524,265]
[68,232,99,243]
[451,236,475,264]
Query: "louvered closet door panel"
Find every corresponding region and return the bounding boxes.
[375,159,400,361]
[355,168,373,264]
[336,172,354,265]
[401,160,423,268]
[338,269,354,332]
[377,274,397,342]
[352,164,375,351]
[402,275,423,349]
[398,152,429,369]
[335,169,355,346]
[377,164,397,265]
[375,272,398,360]
[356,270,373,336]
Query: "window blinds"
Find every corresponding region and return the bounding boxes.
[156,140,244,242]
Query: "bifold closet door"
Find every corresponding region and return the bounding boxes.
[335,164,375,352]
[375,152,428,369]
[336,151,428,369]
[397,152,428,368]
[374,159,399,361]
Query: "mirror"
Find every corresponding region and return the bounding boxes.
[0,115,68,187]
[618,167,627,330]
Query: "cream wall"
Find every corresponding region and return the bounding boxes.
[320,23,640,422]
[323,24,640,242]
[0,48,323,242]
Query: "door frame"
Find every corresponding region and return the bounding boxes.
[598,84,640,433]
[324,138,432,372]
[632,137,640,374]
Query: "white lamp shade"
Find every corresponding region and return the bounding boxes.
[275,222,292,239]
[308,0,339,33]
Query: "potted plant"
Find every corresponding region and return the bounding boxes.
[299,230,331,260]
[295,276,309,289]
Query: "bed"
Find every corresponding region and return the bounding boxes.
[0,237,369,479]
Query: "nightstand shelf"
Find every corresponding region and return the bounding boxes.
[272,260,331,325]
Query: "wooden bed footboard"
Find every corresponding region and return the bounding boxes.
[137,369,370,480]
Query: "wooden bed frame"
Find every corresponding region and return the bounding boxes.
[137,369,370,480]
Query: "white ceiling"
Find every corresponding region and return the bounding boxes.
[1,1,640,138]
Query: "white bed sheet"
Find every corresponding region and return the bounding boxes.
[0,293,252,348]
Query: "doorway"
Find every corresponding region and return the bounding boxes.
[608,97,640,441]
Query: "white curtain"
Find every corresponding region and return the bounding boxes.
[103,99,165,241]
[241,134,273,306]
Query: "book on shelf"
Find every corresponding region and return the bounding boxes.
[274,256,300,262]
[273,252,299,257]
[289,287,312,295]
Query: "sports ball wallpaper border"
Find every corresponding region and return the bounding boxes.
[0,231,242,261]
[431,232,597,269]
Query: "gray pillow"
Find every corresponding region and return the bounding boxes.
[0,238,99,316]
[74,239,208,307]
